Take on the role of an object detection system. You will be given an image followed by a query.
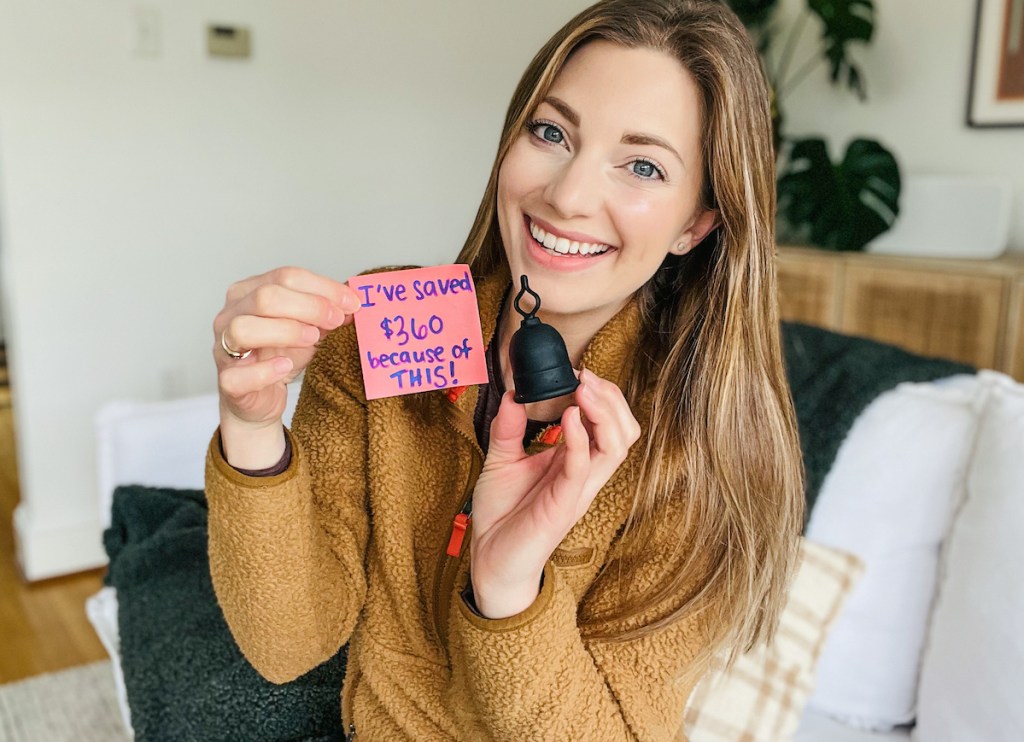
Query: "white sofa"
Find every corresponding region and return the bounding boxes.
[87,371,1024,741]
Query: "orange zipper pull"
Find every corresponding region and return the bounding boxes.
[539,424,563,445]
[446,513,471,557]
[446,385,468,403]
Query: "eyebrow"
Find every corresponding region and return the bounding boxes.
[544,96,580,126]
[542,96,685,168]
[620,132,684,168]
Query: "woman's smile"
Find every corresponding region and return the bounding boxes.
[522,215,618,272]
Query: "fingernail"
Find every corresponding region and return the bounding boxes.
[273,357,293,374]
[341,293,360,312]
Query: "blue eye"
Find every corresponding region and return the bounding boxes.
[526,120,565,146]
[629,158,666,181]
[542,126,563,143]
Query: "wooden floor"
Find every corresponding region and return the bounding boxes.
[0,396,109,684]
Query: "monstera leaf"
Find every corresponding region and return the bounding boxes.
[807,0,874,99]
[777,137,900,251]
[727,0,900,250]
[728,0,779,28]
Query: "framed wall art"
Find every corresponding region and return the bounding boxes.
[967,0,1024,127]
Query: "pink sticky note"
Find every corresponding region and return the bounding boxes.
[351,265,489,400]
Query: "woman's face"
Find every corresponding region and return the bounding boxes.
[497,40,717,321]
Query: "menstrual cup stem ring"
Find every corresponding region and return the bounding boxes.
[514,275,541,321]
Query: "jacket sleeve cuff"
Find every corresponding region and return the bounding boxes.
[220,428,293,477]
[455,560,560,633]
[460,570,546,621]
[208,427,301,489]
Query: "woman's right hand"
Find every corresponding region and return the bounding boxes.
[213,266,361,436]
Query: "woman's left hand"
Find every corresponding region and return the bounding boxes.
[469,368,641,619]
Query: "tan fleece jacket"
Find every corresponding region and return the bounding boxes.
[205,267,712,741]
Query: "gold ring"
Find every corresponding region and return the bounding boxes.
[220,330,253,360]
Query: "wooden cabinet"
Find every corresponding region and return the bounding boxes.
[1009,280,1024,379]
[777,246,1024,379]
[776,251,841,328]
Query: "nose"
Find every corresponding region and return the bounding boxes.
[542,152,604,220]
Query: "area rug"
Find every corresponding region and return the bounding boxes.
[0,661,130,742]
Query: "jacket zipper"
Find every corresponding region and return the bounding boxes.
[431,415,568,649]
[432,397,484,652]
[446,497,473,557]
[431,449,481,651]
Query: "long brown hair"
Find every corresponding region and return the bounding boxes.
[455,0,804,667]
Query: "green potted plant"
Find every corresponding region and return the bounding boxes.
[728,0,901,251]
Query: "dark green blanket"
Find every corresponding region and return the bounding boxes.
[103,486,348,742]
[103,323,973,740]
[780,322,974,514]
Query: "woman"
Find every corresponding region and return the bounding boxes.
[208,0,804,739]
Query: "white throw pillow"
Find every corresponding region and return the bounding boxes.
[914,371,1024,741]
[804,376,983,730]
[94,384,301,528]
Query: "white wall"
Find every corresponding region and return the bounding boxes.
[0,0,589,580]
[777,0,1024,254]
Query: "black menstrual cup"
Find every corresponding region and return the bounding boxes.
[508,275,580,404]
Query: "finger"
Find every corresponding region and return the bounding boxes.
[485,391,528,465]
[220,315,321,359]
[273,266,361,313]
[555,406,591,489]
[561,405,604,522]
[226,283,345,333]
[227,266,360,314]
[577,370,638,491]
[219,355,294,401]
[547,406,594,525]
[573,373,641,517]
[575,368,641,459]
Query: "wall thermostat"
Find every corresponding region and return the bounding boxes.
[207,24,251,58]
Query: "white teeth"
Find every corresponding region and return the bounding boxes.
[528,219,611,257]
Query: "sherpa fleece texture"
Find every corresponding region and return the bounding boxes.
[205,267,712,741]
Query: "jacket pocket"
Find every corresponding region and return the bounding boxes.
[551,545,595,568]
